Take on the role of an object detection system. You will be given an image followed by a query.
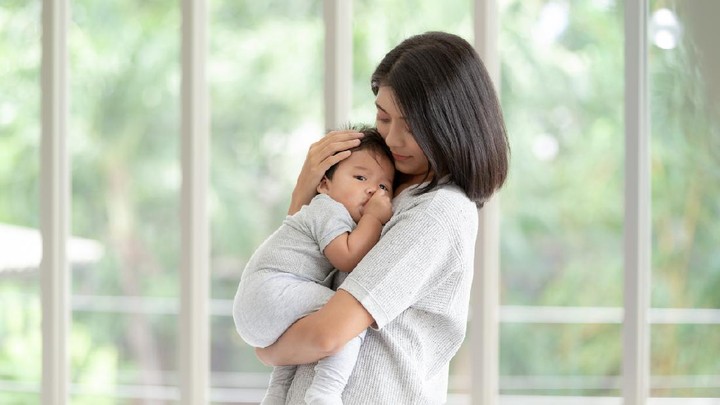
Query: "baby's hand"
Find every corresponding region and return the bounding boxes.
[363,189,393,225]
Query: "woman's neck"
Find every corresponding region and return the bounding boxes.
[393,172,433,197]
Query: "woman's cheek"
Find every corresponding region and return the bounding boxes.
[375,121,389,139]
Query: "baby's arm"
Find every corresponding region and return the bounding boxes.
[323,189,393,272]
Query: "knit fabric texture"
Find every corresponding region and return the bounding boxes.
[285,183,479,404]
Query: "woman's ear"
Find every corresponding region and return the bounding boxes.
[317,176,330,194]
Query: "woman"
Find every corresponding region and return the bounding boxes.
[254,31,509,403]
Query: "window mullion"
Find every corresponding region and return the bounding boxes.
[40,0,70,403]
[472,1,501,404]
[323,0,352,129]
[623,0,651,404]
[180,0,210,403]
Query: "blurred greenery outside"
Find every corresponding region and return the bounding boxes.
[0,0,719,403]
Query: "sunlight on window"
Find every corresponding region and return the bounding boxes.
[651,8,681,50]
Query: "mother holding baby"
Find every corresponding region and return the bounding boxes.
[254,31,509,403]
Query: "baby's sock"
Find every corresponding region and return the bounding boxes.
[304,331,365,405]
[261,365,296,405]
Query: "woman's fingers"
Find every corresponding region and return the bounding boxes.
[323,129,365,143]
[317,138,362,160]
[310,131,363,161]
[319,150,352,172]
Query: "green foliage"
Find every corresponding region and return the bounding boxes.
[0,281,120,404]
[0,0,40,229]
[649,1,720,310]
[500,0,625,308]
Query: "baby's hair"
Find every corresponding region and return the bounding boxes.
[324,125,394,180]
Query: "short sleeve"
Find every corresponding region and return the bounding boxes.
[300,194,356,251]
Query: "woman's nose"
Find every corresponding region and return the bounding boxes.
[384,124,402,148]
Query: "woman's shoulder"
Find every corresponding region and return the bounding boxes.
[394,183,477,225]
[396,183,474,209]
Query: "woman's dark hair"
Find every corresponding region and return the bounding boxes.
[371,31,509,206]
[324,125,394,180]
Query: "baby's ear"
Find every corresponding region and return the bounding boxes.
[317,176,330,194]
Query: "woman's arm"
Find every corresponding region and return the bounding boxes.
[255,289,374,366]
[289,130,364,215]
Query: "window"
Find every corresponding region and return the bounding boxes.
[209,1,323,401]
[499,0,624,397]
[1,0,718,404]
[0,1,42,403]
[649,0,720,399]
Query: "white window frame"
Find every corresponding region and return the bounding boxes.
[623,1,651,404]
[472,1,501,405]
[179,0,210,403]
[40,0,70,404]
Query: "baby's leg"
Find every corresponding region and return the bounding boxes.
[234,272,337,402]
[261,365,296,405]
[234,271,334,347]
[304,330,366,405]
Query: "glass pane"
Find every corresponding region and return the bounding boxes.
[0,0,42,403]
[649,0,720,399]
[651,324,720,397]
[649,1,720,309]
[209,1,324,402]
[69,0,180,402]
[500,0,624,307]
[500,323,622,397]
[499,0,624,398]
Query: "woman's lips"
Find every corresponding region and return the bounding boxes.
[392,153,410,161]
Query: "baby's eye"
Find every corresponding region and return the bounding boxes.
[379,184,389,191]
[354,175,367,181]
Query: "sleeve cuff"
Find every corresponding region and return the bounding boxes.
[339,277,389,330]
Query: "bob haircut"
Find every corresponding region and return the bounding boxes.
[324,125,394,181]
[371,31,509,207]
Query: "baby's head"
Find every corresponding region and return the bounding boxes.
[317,126,395,222]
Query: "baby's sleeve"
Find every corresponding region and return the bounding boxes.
[303,194,356,251]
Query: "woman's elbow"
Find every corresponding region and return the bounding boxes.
[309,328,344,356]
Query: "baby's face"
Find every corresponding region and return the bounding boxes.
[317,149,395,222]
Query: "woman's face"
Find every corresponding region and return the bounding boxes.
[374,86,430,185]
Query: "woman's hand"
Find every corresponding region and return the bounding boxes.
[288,130,364,215]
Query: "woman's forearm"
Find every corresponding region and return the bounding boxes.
[288,188,316,215]
[255,290,374,366]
